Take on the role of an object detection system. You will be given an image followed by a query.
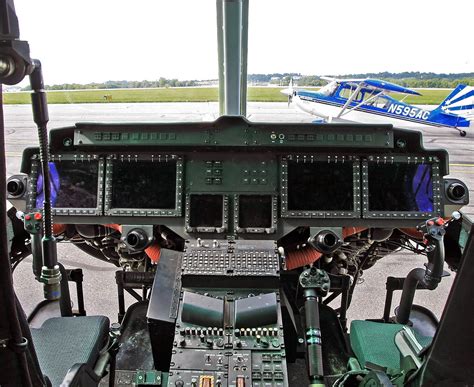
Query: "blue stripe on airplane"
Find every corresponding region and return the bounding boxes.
[449,91,474,105]
[448,103,474,111]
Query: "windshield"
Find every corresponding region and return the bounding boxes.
[5,0,471,125]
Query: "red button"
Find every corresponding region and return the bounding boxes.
[34,212,42,220]
[435,218,445,226]
[25,214,31,221]
[427,220,434,226]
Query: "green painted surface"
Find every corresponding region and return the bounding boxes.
[350,320,432,371]
[185,155,278,193]
[135,370,162,385]
[73,122,393,149]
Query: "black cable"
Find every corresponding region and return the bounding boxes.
[346,243,377,308]
[37,124,53,238]
[29,60,52,239]
[381,240,427,256]
[344,234,428,310]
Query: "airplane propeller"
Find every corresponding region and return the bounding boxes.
[280,78,295,106]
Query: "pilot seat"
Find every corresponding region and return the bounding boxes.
[30,315,110,386]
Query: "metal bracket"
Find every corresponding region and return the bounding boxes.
[394,326,423,369]
[299,267,330,295]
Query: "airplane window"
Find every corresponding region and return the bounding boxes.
[338,88,368,103]
[360,91,379,105]
[317,82,338,96]
[356,92,367,102]
[374,96,390,108]
[339,87,355,100]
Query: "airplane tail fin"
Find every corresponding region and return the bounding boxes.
[434,84,474,120]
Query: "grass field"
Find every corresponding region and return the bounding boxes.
[2,87,451,105]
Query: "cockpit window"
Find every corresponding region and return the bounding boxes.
[372,95,390,108]
[318,82,338,96]
[338,86,356,100]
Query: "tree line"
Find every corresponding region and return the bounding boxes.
[22,77,200,91]
[21,72,474,91]
[260,72,474,88]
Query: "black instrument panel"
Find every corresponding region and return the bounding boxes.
[28,154,104,216]
[26,151,443,229]
[363,156,441,218]
[104,155,183,217]
[280,155,361,219]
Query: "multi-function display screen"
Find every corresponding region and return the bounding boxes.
[368,163,434,212]
[238,195,272,228]
[111,161,177,209]
[189,195,224,228]
[35,161,99,209]
[287,161,354,211]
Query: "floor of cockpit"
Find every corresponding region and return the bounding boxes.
[116,301,154,370]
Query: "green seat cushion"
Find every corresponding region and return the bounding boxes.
[31,316,109,387]
[350,320,432,370]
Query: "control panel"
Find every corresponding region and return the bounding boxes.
[147,240,289,386]
[181,240,281,286]
[8,116,468,235]
[169,284,288,385]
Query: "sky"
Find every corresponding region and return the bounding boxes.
[14,0,474,85]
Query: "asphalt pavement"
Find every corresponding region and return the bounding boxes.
[5,102,473,324]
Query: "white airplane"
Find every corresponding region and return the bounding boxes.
[282,77,473,137]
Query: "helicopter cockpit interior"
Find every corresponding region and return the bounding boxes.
[0,1,473,387]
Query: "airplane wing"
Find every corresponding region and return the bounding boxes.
[320,77,421,96]
[362,79,421,95]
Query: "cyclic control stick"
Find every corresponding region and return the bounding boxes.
[299,266,331,386]
[396,212,461,324]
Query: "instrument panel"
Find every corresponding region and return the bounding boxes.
[105,155,183,217]
[280,155,360,218]
[10,116,468,237]
[28,155,104,216]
